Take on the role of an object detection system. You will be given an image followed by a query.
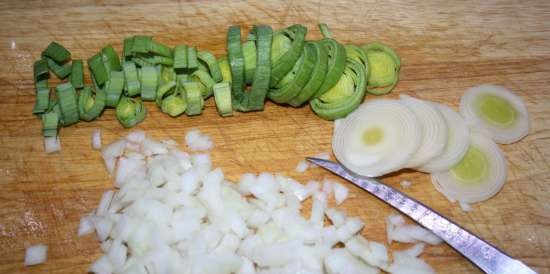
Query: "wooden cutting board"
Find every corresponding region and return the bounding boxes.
[0,0,548,273]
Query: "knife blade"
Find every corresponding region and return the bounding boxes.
[307,157,538,274]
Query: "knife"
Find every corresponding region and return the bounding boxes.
[307,157,538,274]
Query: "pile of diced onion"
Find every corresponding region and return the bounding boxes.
[77,129,441,274]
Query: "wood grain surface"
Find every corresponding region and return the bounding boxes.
[0,0,549,273]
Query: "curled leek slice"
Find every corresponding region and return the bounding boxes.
[459,84,529,144]
[116,96,146,128]
[33,87,50,115]
[345,45,370,80]
[288,41,328,107]
[213,82,233,117]
[310,58,367,120]
[78,86,106,121]
[191,69,215,98]
[161,93,187,117]
[312,24,346,98]
[41,111,59,137]
[70,60,84,89]
[55,82,79,126]
[218,56,232,83]
[140,65,158,101]
[105,71,125,107]
[123,62,141,96]
[268,42,316,104]
[431,131,507,203]
[155,80,176,107]
[270,24,306,86]
[242,40,257,84]
[362,42,401,95]
[228,25,273,112]
[198,51,222,83]
[183,82,204,116]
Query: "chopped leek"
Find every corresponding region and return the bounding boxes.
[102,45,122,72]
[362,42,401,95]
[191,70,215,98]
[41,111,59,137]
[174,45,188,74]
[116,96,146,127]
[42,41,70,63]
[105,71,125,107]
[33,59,49,82]
[123,62,141,96]
[55,82,79,126]
[161,93,187,117]
[198,51,222,83]
[270,24,306,86]
[140,66,157,101]
[70,60,84,88]
[32,87,50,114]
[213,82,233,117]
[183,82,204,116]
[88,53,109,86]
[46,57,71,79]
[78,86,106,121]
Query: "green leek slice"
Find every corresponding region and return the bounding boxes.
[161,93,187,117]
[362,42,400,95]
[288,41,328,107]
[46,57,71,79]
[105,71,125,107]
[213,82,233,117]
[242,40,257,84]
[42,42,70,63]
[269,41,316,104]
[140,66,158,101]
[191,69,215,98]
[102,45,122,73]
[155,80,176,107]
[345,45,370,80]
[198,51,222,83]
[183,81,204,116]
[41,111,59,137]
[70,59,84,89]
[187,46,199,73]
[150,41,172,57]
[174,44,188,74]
[88,53,109,86]
[123,61,141,96]
[313,38,346,98]
[116,96,146,128]
[55,82,79,125]
[34,59,49,82]
[218,56,232,83]
[310,58,367,120]
[131,36,152,54]
[32,87,50,115]
[123,37,134,61]
[270,24,306,86]
[78,86,106,121]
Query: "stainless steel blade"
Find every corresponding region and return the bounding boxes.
[307,157,538,274]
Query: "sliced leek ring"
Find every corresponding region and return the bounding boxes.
[418,103,470,173]
[332,99,422,177]
[431,132,507,203]
[400,95,448,168]
[460,84,529,144]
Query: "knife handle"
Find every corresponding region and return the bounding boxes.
[353,177,538,274]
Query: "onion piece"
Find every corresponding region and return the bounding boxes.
[185,128,213,151]
[400,95,448,168]
[431,132,507,203]
[92,129,102,150]
[346,235,389,269]
[418,103,470,173]
[333,182,349,205]
[386,214,442,245]
[24,244,48,266]
[333,99,422,177]
[460,84,530,144]
[44,136,61,153]
[295,159,309,173]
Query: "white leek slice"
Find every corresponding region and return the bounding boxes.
[333,99,422,177]
[400,95,448,168]
[460,84,529,144]
[431,132,507,203]
[417,103,470,173]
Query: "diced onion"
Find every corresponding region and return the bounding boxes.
[92,129,102,150]
[44,136,61,153]
[24,244,48,266]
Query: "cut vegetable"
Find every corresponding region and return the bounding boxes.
[24,244,48,266]
[139,66,157,101]
[313,38,346,98]
[101,45,122,72]
[32,87,50,115]
[46,57,71,79]
[270,24,307,87]
[44,136,61,153]
[116,96,146,128]
[122,62,141,96]
[363,42,400,95]
[198,50,222,83]
[418,103,470,173]
[88,53,109,86]
[288,41,329,107]
[459,84,529,144]
[41,111,59,137]
[310,58,367,120]
[400,95,448,168]
[42,42,70,63]
[183,81,204,116]
[431,132,507,203]
[78,86,106,121]
[213,82,233,117]
[333,99,422,177]
[105,71,125,107]
[55,82,79,126]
